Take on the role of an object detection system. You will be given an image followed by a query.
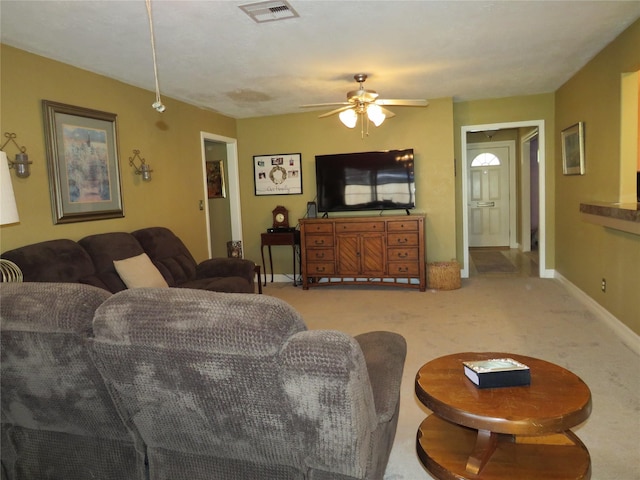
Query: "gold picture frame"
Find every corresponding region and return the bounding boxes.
[42,100,123,223]
[561,122,585,175]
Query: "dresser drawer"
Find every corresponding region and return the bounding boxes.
[305,235,334,248]
[388,233,419,246]
[336,221,385,233]
[305,262,335,275]
[387,220,420,232]
[388,262,420,276]
[306,248,334,261]
[387,247,419,261]
[303,223,334,233]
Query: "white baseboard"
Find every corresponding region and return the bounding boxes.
[540,267,555,279]
[555,272,640,356]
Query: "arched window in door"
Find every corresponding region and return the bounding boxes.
[471,153,501,166]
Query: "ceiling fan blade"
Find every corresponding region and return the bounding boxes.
[376,99,429,107]
[318,105,354,118]
[380,107,396,118]
[300,102,350,108]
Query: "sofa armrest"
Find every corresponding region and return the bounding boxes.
[354,331,407,423]
[196,257,256,280]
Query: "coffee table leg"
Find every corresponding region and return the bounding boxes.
[466,429,499,475]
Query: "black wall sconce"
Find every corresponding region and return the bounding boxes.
[0,132,32,178]
[128,149,153,181]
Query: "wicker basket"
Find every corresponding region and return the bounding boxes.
[427,261,461,290]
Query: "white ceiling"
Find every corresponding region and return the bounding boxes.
[2,1,639,119]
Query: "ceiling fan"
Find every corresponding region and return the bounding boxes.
[301,74,428,135]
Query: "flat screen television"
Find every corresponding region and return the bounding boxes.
[315,149,415,213]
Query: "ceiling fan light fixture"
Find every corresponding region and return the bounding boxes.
[339,109,358,128]
[367,104,385,126]
[302,73,427,135]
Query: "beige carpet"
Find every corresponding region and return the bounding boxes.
[264,276,640,480]
[469,249,517,273]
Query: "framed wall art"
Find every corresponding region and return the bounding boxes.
[42,100,123,223]
[254,153,302,196]
[206,160,226,199]
[561,122,585,175]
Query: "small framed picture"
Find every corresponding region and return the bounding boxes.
[253,153,302,196]
[206,160,226,199]
[561,122,585,175]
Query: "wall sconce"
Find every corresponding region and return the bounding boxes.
[0,132,32,178]
[129,149,153,181]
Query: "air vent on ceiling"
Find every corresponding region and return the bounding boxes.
[239,0,299,23]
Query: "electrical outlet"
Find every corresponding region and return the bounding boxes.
[601,278,607,293]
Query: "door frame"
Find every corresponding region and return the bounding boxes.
[520,129,538,253]
[200,132,243,258]
[461,120,550,278]
[466,140,517,249]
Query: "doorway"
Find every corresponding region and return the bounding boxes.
[200,132,243,259]
[467,141,515,248]
[461,120,550,279]
[520,130,540,253]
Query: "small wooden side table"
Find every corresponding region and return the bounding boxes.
[415,352,592,480]
[260,231,301,287]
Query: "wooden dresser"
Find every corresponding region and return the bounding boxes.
[299,215,426,291]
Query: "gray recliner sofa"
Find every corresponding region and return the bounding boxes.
[1,283,406,480]
[0,283,147,480]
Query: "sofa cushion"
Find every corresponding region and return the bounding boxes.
[1,239,102,287]
[91,288,308,475]
[114,253,169,289]
[79,232,146,293]
[131,227,197,286]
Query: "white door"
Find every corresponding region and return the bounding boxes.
[467,145,510,247]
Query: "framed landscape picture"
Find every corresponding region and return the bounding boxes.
[42,100,123,223]
[561,122,585,175]
[254,153,302,196]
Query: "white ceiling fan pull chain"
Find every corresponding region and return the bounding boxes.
[146,0,165,112]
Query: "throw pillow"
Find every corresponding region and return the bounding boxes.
[113,253,169,289]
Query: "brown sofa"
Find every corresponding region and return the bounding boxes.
[1,226,258,294]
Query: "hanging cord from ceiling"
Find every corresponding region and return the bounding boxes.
[145,0,165,112]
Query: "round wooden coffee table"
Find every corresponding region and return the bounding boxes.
[415,352,592,480]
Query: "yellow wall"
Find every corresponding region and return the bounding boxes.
[236,100,456,274]
[2,18,638,334]
[555,19,640,333]
[453,94,556,268]
[1,44,457,275]
[0,45,236,261]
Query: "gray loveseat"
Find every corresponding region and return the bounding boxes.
[1,282,407,480]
